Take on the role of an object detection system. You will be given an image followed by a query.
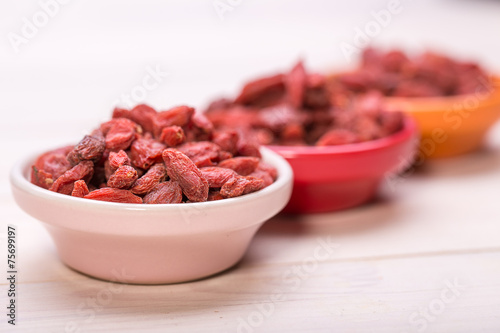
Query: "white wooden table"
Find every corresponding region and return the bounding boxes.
[1,0,500,332]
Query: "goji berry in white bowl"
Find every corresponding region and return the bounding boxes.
[10,147,292,284]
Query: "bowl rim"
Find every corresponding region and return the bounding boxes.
[266,115,417,157]
[10,146,293,213]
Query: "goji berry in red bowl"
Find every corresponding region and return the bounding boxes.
[204,62,419,213]
[9,105,293,284]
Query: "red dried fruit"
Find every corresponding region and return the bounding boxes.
[107,165,138,189]
[67,132,106,166]
[235,74,285,105]
[220,176,264,198]
[177,141,221,168]
[143,181,183,204]
[162,149,209,202]
[101,118,139,151]
[256,162,278,181]
[286,61,307,108]
[160,125,186,147]
[200,167,237,188]
[50,161,94,195]
[236,130,261,158]
[207,107,260,129]
[130,136,166,169]
[108,150,131,169]
[345,48,491,97]
[280,123,304,142]
[31,167,53,189]
[353,116,383,142]
[153,105,194,137]
[212,130,239,155]
[218,150,233,161]
[254,128,274,145]
[71,180,90,198]
[248,169,273,188]
[256,104,300,132]
[316,129,359,146]
[130,163,166,195]
[33,146,72,179]
[190,112,214,141]
[205,98,233,113]
[379,111,404,136]
[112,107,129,119]
[84,188,143,204]
[218,156,259,176]
[113,105,158,133]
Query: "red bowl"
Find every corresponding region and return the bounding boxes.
[267,116,419,214]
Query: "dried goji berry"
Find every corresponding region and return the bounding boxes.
[256,104,300,132]
[200,166,237,188]
[153,105,194,137]
[162,149,208,202]
[236,129,261,158]
[285,61,306,108]
[101,118,139,151]
[130,136,166,170]
[67,132,106,166]
[71,180,90,198]
[217,156,259,176]
[248,169,273,188]
[220,176,264,198]
[130,163,166,195]
[212,130,239,155]
[109,150,131,169]
[218,150,233,161]
[107,165,138,189]
[178,141,221,168]
[189,112,213,141]
[160,125,186,147]
[31,167,54,189]
[235,74,285,105]
[256,162,278,181]
[33,146,72,179]
[84,188,143,204]
[143,181,183,204]
[50,161,94,195]
[280,123,304,143]
[112,104,158,134]
[316,129,359,146]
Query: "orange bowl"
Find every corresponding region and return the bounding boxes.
[384,77,500,158]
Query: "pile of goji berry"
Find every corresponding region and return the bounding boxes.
[31,105,277,204]
[204,61,404,146]
[333,47,491,97]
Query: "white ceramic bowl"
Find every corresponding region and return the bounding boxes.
[10,147,293,284]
